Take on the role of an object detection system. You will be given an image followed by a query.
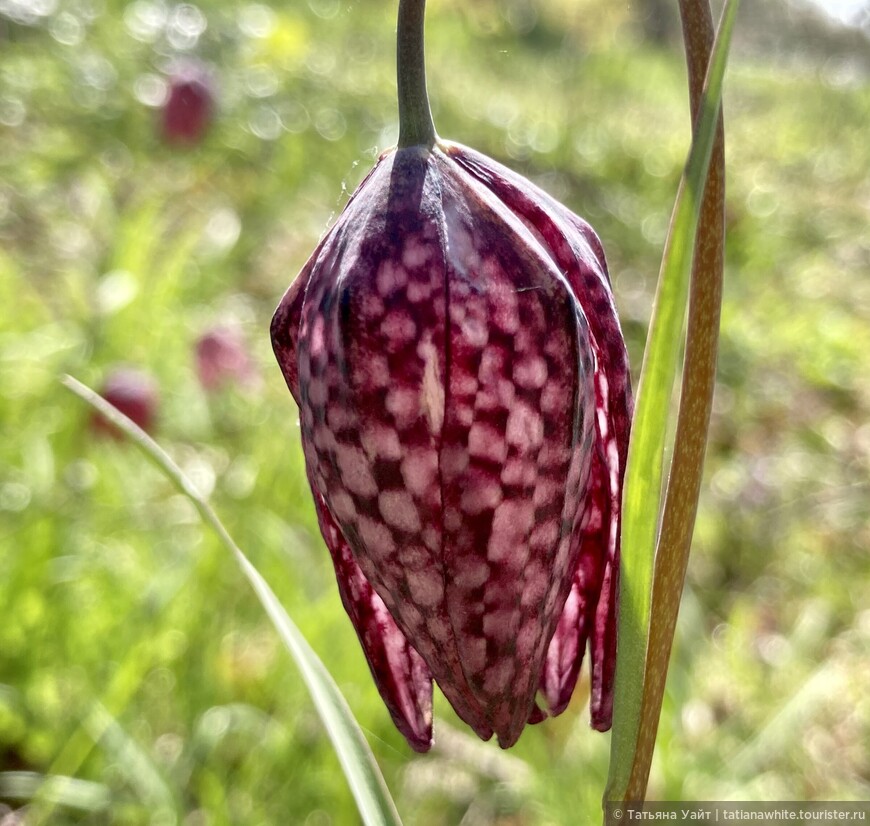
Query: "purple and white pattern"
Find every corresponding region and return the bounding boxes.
[271,142,632,751]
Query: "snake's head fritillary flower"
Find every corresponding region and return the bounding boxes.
[91,366,159,439]
[161,62,214,146]
[270,142,632,751]
[271,0,631,752]
[195,325,259,392]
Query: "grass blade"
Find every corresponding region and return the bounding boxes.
[61,374,404,826]
[82,702,177,813]
[605,0,740,805]
[0,772,111,813]
[621,0,731,800]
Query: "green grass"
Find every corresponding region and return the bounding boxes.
[2,1,869,823]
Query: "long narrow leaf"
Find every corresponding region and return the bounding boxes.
[83,702,176,812]
[623,0,731,800]
[61,375,403,826]
[0,772,111,813]
[605,0,740,805]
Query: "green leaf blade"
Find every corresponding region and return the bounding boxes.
[61,375,403,826]
[605,0,740,805]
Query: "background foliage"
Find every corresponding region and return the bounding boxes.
[1,0,868,823]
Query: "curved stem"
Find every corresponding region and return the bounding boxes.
[397,0,436,148]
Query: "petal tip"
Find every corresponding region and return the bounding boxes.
[406,732,434,753]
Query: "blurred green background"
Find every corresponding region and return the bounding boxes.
[1,0,868,823]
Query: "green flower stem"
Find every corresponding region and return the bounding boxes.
[623,0,728,800]
[397,0,436,148]
[604,0,737,812]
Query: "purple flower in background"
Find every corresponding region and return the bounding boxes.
[195,325,258,392]
[161,62,214,146]
[271,141,632,751]
[91,366,159,439]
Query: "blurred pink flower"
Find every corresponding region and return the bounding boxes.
[91,366,159,439]
[161,62,214,146]
[195,325,258,392]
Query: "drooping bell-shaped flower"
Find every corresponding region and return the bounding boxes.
[91,365,160,439]
[161,61,214,146]
[271,0,631,752]
[196,325,259,393]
